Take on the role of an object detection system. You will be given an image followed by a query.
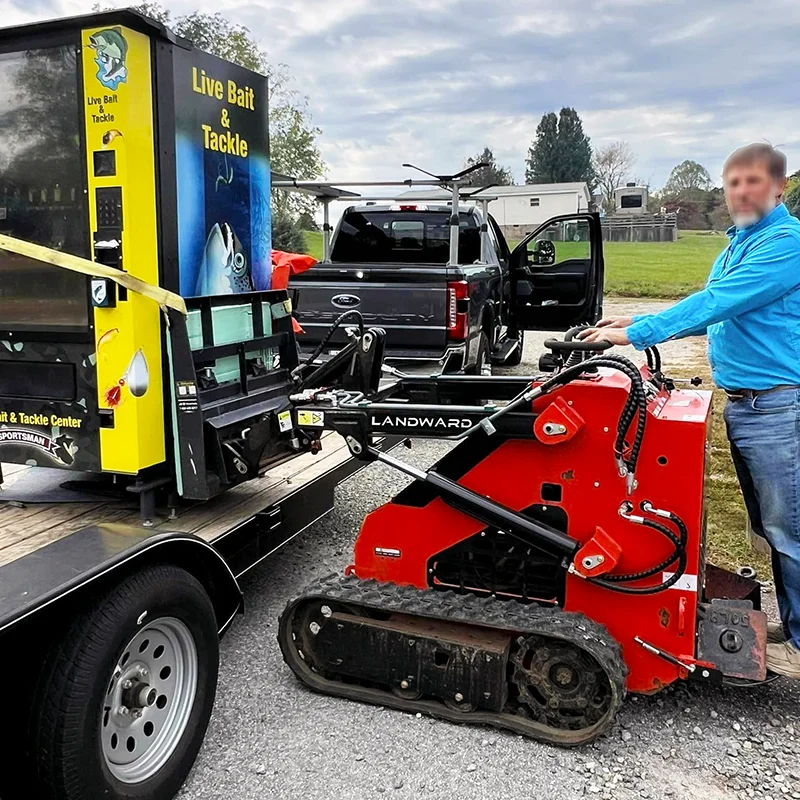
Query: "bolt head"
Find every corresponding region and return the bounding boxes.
[122,679,133,690]
[138,667,149,678]
[117,706,129,716]
[454,692,464,703]
[400,680,409,689]
[131,709,142,719]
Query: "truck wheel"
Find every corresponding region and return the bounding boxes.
[466,332,492,376]
[505,332,525,366]
[29,565,219,800]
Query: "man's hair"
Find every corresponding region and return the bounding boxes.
[723,143,787,182]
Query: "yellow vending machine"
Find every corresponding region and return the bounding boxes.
[0,9,311,517]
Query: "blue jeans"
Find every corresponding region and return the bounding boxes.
[724,388,800,648]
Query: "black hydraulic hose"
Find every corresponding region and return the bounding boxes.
[589,353,648,475]
[645,346,662,374]
[649,345,662,373]
[606,357,647,462]
[302,310,364,368]
[588,506,688,595]
[599,518,682,582]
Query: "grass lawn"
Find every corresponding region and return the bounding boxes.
[302,230,725,299]
[688,359,771,576]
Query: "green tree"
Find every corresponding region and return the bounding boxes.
[525,108,594,186]
[662,160,713,198]
[271,206,306,253]
[119,3,325,249]
[786,182,800,219]
[297,210,319,231]
[463,146,513,186]
[709,188,732,231]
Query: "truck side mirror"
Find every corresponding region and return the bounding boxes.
[527,239,556,267]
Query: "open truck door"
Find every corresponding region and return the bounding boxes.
[509,212,604,331]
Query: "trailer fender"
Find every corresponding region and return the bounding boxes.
[0,523,243,639]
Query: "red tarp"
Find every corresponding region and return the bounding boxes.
[271,250,317,334]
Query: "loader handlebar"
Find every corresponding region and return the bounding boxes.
[544,338,613,352]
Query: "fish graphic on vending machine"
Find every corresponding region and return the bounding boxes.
[195,222,254,295]
[88,27,128,90]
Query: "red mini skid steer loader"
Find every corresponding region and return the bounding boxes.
[279,323,769,747]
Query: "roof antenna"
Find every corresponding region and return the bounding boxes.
[402,162,490,190]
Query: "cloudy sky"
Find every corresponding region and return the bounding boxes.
[8,0,800,189]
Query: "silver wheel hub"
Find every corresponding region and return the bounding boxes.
[101,617,198,784]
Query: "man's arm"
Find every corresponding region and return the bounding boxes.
[629,313,709,342]
[625,232,800,350]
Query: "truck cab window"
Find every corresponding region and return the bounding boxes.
[332,210,481,264]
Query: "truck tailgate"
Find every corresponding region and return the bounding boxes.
[291,265,448,352]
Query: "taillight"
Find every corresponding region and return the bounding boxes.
[447,280,469,341]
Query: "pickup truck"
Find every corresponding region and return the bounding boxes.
[290,203,605,372]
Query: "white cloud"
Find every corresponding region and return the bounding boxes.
[9,0,800,190]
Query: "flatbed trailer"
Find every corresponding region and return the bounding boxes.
[0,431,352,578]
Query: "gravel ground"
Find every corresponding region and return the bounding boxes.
[181,300,800,800]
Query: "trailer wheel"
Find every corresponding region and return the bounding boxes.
[29,565,219,800]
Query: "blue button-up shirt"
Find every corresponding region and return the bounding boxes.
[627,203,800,390]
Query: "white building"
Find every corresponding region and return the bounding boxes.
[395,182,592,239]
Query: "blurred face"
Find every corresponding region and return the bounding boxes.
[724,160,785,229]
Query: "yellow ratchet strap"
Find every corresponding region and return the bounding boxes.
[0,234,187,315]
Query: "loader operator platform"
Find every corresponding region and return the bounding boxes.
[583,143,800,678]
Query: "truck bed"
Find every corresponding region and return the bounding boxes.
[0,432,352,570]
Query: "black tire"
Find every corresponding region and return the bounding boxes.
[27,565,219,800]
[465,332,492,376]
[505,332,525,366]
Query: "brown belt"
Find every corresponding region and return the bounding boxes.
[724,384,800,400]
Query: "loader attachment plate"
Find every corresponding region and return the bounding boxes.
[696,599,767,682]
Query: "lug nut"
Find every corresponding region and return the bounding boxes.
[454,692,464,703]
[121,679,133,690]
[138,667,149,678]
[400,680,409,689]
[117,706,129,716]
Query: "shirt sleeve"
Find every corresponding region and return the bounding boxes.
[627,232,800,350]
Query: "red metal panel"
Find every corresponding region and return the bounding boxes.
[348,367,713,694]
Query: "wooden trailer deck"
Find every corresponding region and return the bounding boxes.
[0,432,352,570]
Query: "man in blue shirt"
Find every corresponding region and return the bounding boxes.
[582,144,800,677]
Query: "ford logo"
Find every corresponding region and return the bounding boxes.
[331,294,361,309]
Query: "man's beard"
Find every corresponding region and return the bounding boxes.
[731,197,778,229]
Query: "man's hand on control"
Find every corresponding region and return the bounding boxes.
[578,321,631,346]
[595,315,634,329]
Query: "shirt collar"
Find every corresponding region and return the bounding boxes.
[727,203,789,241]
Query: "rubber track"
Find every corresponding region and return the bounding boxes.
[278,573,628,746]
